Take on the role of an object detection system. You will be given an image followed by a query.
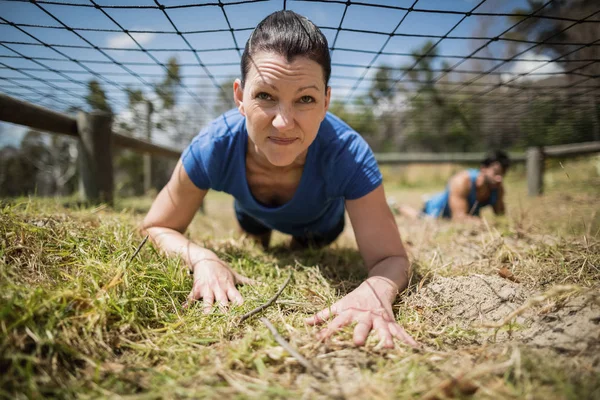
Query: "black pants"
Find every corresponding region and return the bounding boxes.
[234,201,345,249]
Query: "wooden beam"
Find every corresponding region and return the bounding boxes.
[0,92,78,137]
[376,152,526,165]
[112,133,181,159]
[0,92,181,159]
[543,141,600,158]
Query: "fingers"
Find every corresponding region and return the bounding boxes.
[201,290,214,314]
[183,280,203,309]
[213,286,229,310]
[226,286,244,306]
[234,272,257,286]
[373,318,394,349]
[353,319,373,346]
[318,313,352,340]
[305,305,336,326]
[184,279,245,313]
[389,322,419,347]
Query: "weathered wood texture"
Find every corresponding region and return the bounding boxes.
[77,111,114,204]
[376,152,527,165]
[543,141,600,158]
[526,147,544,197]
[0,92,78,137]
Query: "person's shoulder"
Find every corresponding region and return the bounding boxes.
[182,109,244,191]
[449,170,472,194]
[317,113,381,199]
[317,112,370,154]
[184,108,244,171]
[319,112,359,141]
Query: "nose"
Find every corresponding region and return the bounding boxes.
[272,104,295,131]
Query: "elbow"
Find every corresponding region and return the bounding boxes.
[138,216,162,238]
[138,218,152,238]
[139,218,185,239]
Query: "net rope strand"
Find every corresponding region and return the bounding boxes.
[0,0,597,139]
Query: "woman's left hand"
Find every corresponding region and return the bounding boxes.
[305,278,418,348]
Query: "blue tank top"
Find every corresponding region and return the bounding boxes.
[423,169,497,218]
[181,109,382,236]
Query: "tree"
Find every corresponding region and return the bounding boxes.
[509,0,600,141]
[403,41,481,152]
[329,99,378,146]
[155,57,181,110]
[519,97,596,148]
[213,78,236,116]
[115,57,192,195]
[86,80,112,113]
[363,65,407,151]
[368,65,396,106]
[0,146,37,197]
[17,130,78,196]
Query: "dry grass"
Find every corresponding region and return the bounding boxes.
[1,156,599,399]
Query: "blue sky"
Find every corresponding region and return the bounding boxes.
[0,0,552,147]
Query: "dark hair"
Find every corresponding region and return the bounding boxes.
[481,150,511,173]
[241,10,331,89]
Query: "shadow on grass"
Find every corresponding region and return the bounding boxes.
[268,244,368,293]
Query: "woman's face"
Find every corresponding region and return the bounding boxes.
[234,51,331,167]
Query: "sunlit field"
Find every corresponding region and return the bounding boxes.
[1,156,599,399]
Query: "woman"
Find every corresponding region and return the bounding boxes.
[142,11,416,348]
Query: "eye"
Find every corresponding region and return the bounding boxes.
[256,92,272,101]
[299,95,315,104]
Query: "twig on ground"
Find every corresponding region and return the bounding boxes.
[97,235,149,294]
[129,234,149,263]
[479,285,580,329]
[259,317,328,380]
[239,271,292,323]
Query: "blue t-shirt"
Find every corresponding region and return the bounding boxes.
[423,168,498,218]
[181,109,382,237]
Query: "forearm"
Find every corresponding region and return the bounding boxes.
[143,226,219,270]
[366,255,410,303]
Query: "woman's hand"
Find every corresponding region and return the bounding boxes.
[185,258,255,313]
[305,278,417,348]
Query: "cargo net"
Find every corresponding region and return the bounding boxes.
[1,0,599,150]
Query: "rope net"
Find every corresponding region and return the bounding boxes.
[1,0,599,151]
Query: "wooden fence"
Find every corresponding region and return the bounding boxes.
[1,92,599,202]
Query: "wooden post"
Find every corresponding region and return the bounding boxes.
[144,101,154,194]
[526,146,544,197]
[591,94,600,142]
[77,111,114,204]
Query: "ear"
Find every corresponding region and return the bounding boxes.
[233,79,245,116]
[324,86,331,114]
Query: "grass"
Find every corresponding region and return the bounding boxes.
[1,156,599,399]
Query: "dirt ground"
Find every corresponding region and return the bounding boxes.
[408,275,600,356]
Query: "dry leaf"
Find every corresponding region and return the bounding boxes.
[498,267,520,283]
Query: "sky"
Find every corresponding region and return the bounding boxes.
[0,0,567,147]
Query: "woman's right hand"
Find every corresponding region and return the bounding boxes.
[185,258,255,313]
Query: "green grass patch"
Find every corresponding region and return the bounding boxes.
[1,157,599,398]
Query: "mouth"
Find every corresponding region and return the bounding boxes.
[268,136,298,146]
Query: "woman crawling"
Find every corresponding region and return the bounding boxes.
[142,10,416,349]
